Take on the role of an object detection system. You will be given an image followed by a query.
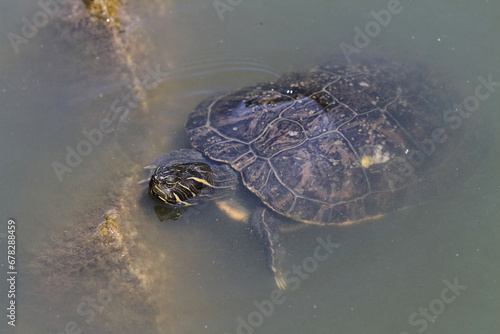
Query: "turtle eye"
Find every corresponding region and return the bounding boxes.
[153,167,179,188]
[165,180,176,188]
[160,175,178,188]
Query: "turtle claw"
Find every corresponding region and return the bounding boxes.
[250,207,288,290]
[273,269,287,290]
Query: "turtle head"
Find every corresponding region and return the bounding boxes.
[148,162,214,206]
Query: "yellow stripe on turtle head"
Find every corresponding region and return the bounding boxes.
[172,192,182,203]
[178,183,196,197]
[187,177,213,187]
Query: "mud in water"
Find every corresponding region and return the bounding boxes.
[24,1,176,333]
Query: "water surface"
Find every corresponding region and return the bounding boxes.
[0,1,499,333]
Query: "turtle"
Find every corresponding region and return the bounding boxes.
[148,56,474,289]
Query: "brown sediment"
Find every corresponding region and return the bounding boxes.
[26,2,175,332]
[29,176,173,333]
[82,0,123,28]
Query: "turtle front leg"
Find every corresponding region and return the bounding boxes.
[249,207,287,290]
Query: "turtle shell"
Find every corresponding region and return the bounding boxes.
[186,57,471,225]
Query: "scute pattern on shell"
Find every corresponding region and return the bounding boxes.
[186,57,464,225]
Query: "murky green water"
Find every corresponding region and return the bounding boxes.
[1,0,499,333]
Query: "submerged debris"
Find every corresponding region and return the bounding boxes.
[82,0,123,28]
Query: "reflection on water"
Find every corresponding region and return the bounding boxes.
[0,0,499,333]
